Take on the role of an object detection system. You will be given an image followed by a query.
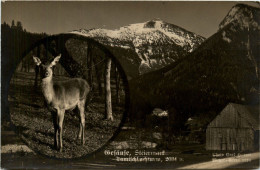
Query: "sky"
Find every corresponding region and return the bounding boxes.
[1,1,259,38]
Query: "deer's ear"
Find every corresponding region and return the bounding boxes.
[50,54,61,67]
[33,56,41,66]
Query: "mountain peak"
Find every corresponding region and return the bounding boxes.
[71,20,205,75]
[219,3,260,30]
[150,18,164,23]
[143,19,163,28]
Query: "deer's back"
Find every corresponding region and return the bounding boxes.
[53,78,90,101]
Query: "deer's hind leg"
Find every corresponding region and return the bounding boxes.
[78,100,86,145]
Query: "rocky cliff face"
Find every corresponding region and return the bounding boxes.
[219,4,260,30]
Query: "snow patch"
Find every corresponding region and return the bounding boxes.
[150,59,157,66]
[119,45,130,49]
[147,46,153,55]
[222,31,232,43]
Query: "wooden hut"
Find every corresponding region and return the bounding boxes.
[206,103,259,151]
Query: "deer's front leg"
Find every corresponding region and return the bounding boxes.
[78,123,82,140]
[51,111,58,150]
[58,109,65,152]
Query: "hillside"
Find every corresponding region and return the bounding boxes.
[129,4,260,130]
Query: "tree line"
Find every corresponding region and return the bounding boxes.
[2,20,47,123]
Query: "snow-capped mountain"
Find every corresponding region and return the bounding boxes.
[72,19,205,75]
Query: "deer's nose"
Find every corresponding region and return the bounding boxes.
[45,72,50,77]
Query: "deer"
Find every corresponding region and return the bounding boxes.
[33,54,90,152]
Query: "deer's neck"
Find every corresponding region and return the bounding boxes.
[41,76,54,104]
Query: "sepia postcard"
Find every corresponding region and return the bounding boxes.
[1,1,260,169]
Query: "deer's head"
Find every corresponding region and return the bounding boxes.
[33,54,61,80]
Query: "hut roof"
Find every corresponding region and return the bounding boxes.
[208,103,259,130]
[232,103,260,130]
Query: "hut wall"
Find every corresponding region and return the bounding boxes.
[206,127,254,151]
[206,104,256,151]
